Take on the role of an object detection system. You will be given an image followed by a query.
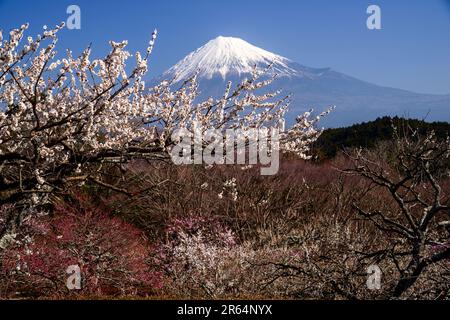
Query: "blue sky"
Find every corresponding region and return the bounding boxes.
[1,0,450,94]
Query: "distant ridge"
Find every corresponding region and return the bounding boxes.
[313,116,450,160]
[156,37,450,128]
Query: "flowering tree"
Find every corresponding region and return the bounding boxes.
[1,194,160,297]
[347,128,450,298]
[0,23,329,251]
[154,215,250,298]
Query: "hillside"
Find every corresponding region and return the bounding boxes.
[313,116,450,160]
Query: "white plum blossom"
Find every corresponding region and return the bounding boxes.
[0,22,330,250]
[200,182,209,190]
[218,178,238,202]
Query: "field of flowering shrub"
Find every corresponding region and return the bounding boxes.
[1,143,448,299]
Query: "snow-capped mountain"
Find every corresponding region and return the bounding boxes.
[157,37,450,128]
[163,36,299,81]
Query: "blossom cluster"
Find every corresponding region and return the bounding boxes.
[0,23,327,190]
[0,22,329,250]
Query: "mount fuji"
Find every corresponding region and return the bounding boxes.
[155,36,450,128]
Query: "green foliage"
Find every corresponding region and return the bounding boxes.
[313,116,450,161]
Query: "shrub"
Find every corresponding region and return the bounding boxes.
[0,194,161,298]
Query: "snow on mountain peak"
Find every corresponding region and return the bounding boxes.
[164,36,299,82]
